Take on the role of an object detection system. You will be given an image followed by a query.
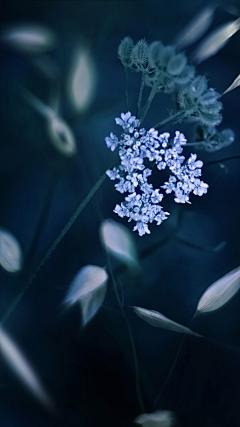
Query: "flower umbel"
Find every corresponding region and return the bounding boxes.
[105,112,208,236]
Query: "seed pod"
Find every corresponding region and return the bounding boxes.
[148,41,164,68]
[131,39,148,69]
[118,36,134,66]
[218,128,235,145]
[175,65,195,85]
[198,110,222,126]
[167,53,187,76]
[199,89,220,106]
[189,76,208,97]
[158,45,175,68]
[203,101,222,114]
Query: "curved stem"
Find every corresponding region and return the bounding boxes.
[25,167,60,267]
[153,334,186,408]
[107,253,146,413]
[153,313,196,409]
[0,168,108,325]
[205,155,240,167]
[140,82,158,123]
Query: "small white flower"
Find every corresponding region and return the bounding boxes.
[133,222,151,236]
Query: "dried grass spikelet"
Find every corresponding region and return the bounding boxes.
[196,266,240,313]
[222,74,240,96]
[134,307,201,337]
[64,265,108,326]
[166,53,187,76]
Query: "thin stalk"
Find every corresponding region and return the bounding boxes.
[185,141,204,146]
[140,82,158,123]
[0,168,109,326]
[153,313,196,409]
[136,72,145,119]
[107,253,146,413]
[154,111,185,130]
[24,168,59,267]
[205,155,240,167]
[153,335,186,408]
[124,66,129,111]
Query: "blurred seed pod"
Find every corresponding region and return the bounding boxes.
[118,36,134,67]
[205,128,235,152]
[166,53,187,76]
[174,65,195,85]
[48,114,77,157]
[199,88,220,105]
[158,45,175,68]
[1,24,56,54]
[0,229,23,273]
[148,41,164,68]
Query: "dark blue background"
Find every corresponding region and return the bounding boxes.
[0,1,240,426]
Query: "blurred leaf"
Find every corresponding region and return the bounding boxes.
[219,2,240,17]
[100,219,140,271]
[192,17,240,63]
[32,56,60,81]
[197,266,240,313]
[134,307,200,337]
[68,47,96,112]
[134,410,176,426]
[21,89,77,156]
[64,265,108,326]
[222,74,240,95]
[0,229,23,273]
[175,4,216,50]
[48,114,77,157]
[0,328,54,410]
[1,24,56,54]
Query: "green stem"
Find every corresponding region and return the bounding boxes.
[0,169,108,326]
[153,335,186,408]
[140,82,158,123]
[124,66,129,111]
[25,167,59,267]
[185,141,204,146]
[205,155,240,167]
[154,111,185,130]
[153,313,196,409]
[107,253,146,413]
[136,72,145,119]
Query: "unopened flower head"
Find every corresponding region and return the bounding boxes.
[105,112,208,236]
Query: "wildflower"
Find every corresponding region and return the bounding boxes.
[105,112,208,236]
[105,132,119,151]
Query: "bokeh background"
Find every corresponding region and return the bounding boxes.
[0,1,240,426]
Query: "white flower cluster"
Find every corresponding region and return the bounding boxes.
[106,112,208,236]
